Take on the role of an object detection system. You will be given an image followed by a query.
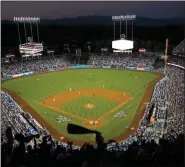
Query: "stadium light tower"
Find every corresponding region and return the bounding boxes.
[13,17,43,60]
[112,15,136,54]
[13,17,41,44]
[112,15,136,40]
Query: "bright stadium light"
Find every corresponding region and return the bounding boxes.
[112,15,136,21]
[112,15,136,54]
[14,17,40,23]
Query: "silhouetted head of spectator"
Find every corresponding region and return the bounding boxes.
[27,145,32,152]
[6,127,13,142]
[15,133,25,142]
[95,132,105,149]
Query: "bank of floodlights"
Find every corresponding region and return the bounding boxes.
[112,15,136,41]
[13,17,41,44]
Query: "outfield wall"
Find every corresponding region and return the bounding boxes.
[5,62,185,80]
[5,65,152,79]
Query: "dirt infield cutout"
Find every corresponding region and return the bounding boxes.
[40,89,133,128]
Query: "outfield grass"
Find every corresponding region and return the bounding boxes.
[2,69,157,141]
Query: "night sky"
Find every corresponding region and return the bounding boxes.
[1,1,185,20]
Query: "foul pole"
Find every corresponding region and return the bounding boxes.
[164,38,168,72]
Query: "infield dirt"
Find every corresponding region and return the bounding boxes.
[41,89,132,128]
[2,70,164,146]
[41,89,131,108]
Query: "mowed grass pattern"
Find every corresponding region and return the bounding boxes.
[2,69,157,141]
[61,96,117,118]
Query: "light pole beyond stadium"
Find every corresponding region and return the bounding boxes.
[13,17,41,44]
[112,15,136,41]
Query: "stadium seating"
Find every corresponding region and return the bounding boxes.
[172,39,185,56]
[1,54,184,167]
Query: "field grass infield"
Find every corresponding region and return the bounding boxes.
[2,69,164,146]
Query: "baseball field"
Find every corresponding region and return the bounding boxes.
[2,69,163,145]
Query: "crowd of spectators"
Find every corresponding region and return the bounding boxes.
[168,56,185,68]
[1,127,184,167]
[87,54,156,68]
[1,53,184,167]
[1,56,71,77]
[1,92,50,145]
[1,92,34,143]
[172,39,185,56]
[22,112,49,135]
[165,66,184,136]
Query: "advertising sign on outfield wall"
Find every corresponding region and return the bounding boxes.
[13,73,23,78]
[7,75,12,79]
[71,66,78,69]
[145,67,150,71]
[57,68,63,71]
[23,72,33,76]
[103,66,111,68]
[126,67,136,70]
[70,65,89,69]
[49,68,56,72]
[137,68,145,71]
[81,65,89,68]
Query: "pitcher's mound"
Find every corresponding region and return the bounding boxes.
[84,103,95,109]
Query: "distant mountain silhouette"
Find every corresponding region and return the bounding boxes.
[2,16,184,26]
